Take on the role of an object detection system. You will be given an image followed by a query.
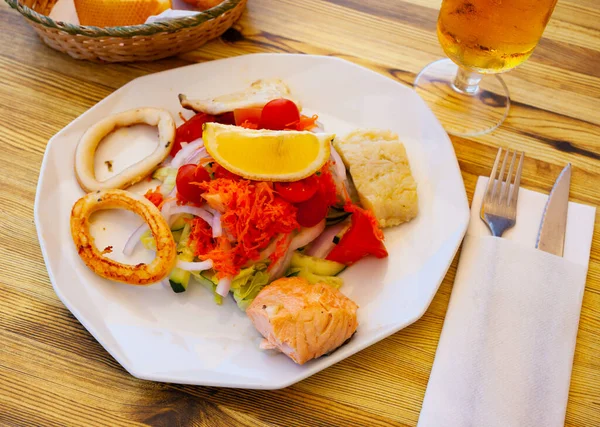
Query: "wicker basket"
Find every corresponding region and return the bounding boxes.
[5,0,246,62]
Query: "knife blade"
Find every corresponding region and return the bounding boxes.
[535,163,571,256]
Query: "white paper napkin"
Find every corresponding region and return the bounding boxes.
[418,176,596,427]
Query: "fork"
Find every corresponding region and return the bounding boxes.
[480,148,525,237]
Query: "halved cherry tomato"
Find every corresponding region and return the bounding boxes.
[295,189,329,227]
[260,98,300,130]
[234,107,263,127]
[274,176,319,203]
[176,164,211,203]
[326,205,388,265]
[172,113,214,156]
[213,164,241,181]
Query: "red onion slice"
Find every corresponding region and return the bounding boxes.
[176,260,214,271]
[168,205,213,226]
[123,223,150,256]
[311,121,325,133]
[161,199,176,221]
[330,145,347,182]
[269,220,326,279]
[206,207,222,238]
[171,139,204,168]
[305,220,349,258]
[185,147,210,166]
[216,277,232,297]
[291,220,326,250]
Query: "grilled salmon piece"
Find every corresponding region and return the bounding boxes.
[247,277,358,364]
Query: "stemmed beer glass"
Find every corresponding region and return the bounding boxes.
[414,0,558,136]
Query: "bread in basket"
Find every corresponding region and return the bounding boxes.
[5,0,247,62]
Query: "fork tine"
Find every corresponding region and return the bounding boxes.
[485,148,503,204]
[500,150,517,205]
[493,149,509,203]
[508,152,524,208]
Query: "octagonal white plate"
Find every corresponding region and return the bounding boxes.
[35,54,469,389]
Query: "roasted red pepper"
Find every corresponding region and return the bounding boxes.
[326,203,387,265]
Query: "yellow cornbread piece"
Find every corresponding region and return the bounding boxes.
[334,129,418,228]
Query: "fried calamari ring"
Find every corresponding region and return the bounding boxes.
[70,189,176,285]
[75,107,176,192]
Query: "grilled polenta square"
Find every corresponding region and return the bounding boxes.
[334,129,418,228]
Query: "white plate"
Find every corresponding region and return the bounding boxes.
[35,54,469,389]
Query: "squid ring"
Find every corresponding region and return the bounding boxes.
[75,107,176,192]
[70,189,176,285]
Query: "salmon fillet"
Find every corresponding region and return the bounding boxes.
[246,277,358,365]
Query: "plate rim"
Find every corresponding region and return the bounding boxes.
[34,53,469,389]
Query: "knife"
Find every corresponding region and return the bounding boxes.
[535,163,571,256]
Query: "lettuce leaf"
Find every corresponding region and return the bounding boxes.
[190,271,223,305]
[231,263,270,311]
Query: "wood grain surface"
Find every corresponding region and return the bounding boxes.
[1,0,599,425]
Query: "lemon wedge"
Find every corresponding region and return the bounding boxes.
[203,123,334,181]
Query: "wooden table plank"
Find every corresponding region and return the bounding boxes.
[0,0,598,426]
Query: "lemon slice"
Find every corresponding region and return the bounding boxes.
[203,123,334,182]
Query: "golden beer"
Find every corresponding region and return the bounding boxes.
[438,0,558,73]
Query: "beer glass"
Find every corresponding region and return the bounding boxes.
[414,0,558,136]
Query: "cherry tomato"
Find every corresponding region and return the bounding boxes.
[274,176,319,203]
[260,99,300,130]
[176,164,211,203]
[213,164,241,181]
[234,108,263,127]
[172,113,214,156]
[326,206,388,265]
[295,189,329,227]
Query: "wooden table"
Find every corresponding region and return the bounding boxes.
[1,0,598,425]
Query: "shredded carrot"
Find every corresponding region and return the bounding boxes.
[144,188,164,207]
[287,114,319,131]
[189,217,216,256]
[268,234,292,269]
[191,178,300,277]
[240,120,259,129]
[178,112,188,122]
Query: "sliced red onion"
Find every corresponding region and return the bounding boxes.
[206,207,222,238]
[168,205,213,225]
[176,259,214,271]
[185,147,210,166]
[258,234,281,260]
[311,121,325,133]
[171,139,204,168]
[161,199,176,220]
[269,220,326,279]
[330,145,347,181]
[161,278,171,289]
[211,211,222,238]
[166,185,178,199]
[216,277,232,297]
[123,223,150,256]
[291,220,326,250]
[305,220,349,258]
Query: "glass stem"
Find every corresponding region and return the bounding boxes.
[452,67,483,95]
